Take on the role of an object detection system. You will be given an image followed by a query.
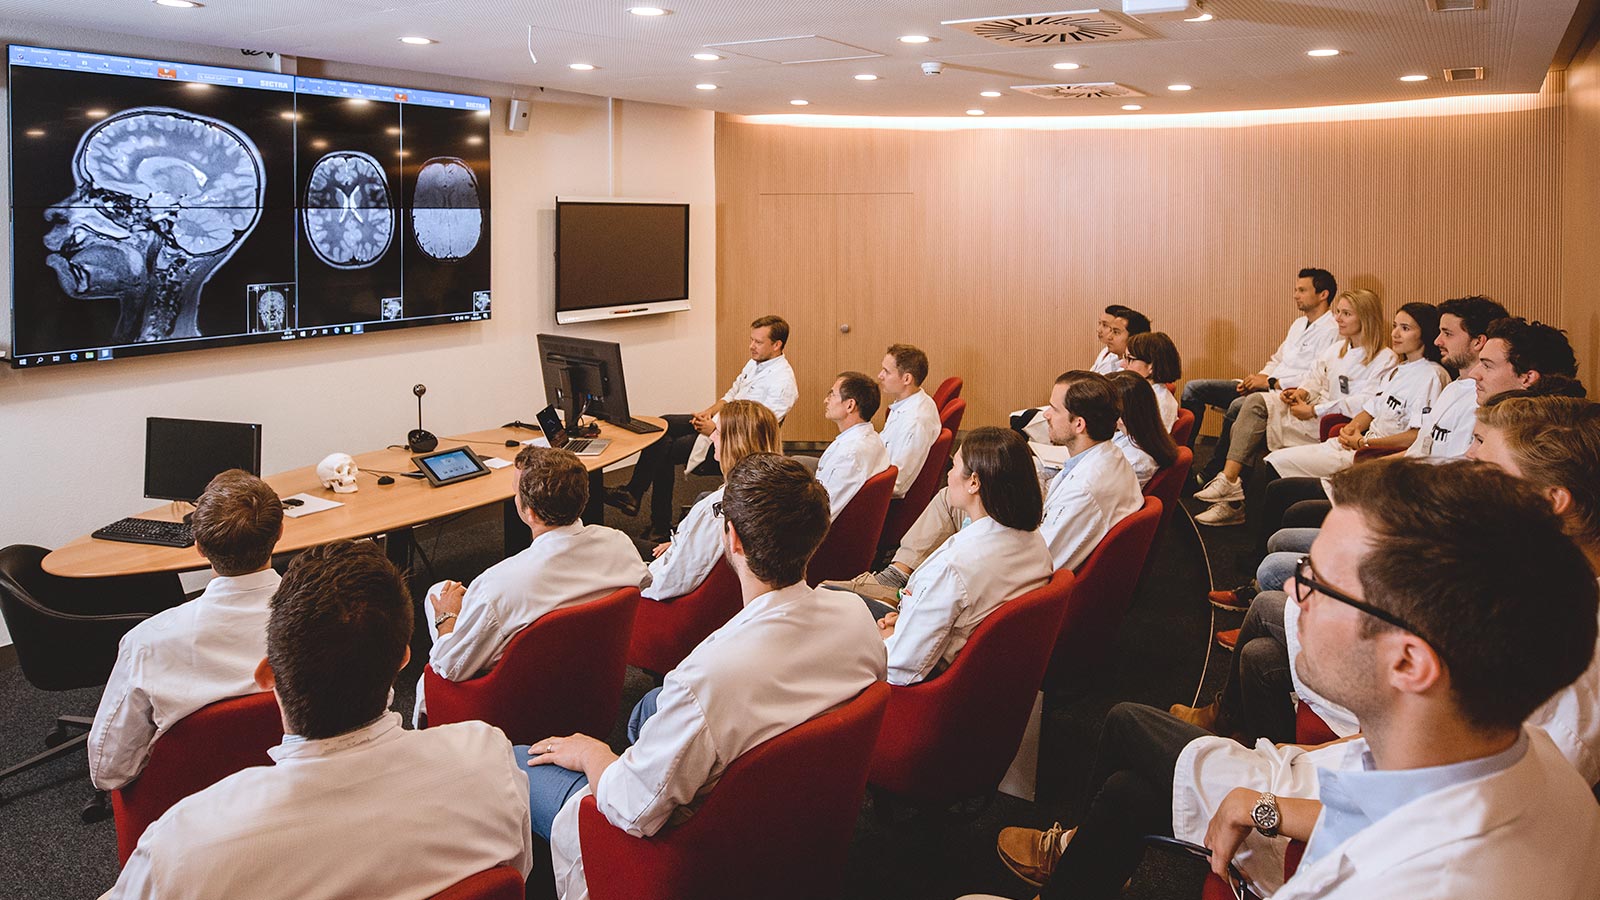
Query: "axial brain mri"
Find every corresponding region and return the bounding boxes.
[411,156,482,262]
[302,151,395,269]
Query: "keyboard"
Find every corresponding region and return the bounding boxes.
[567,438,597,453]
[92,517,195,548]
[610,417,663,434]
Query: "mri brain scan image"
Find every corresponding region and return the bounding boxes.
[380,297,403,320]
[42,106,265,343]
[411,156,482,262]
[302,151,395,269]
[257,289,286,331]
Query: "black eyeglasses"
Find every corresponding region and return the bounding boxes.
[1292,555,1422,637]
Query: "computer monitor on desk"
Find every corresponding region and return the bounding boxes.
[145,417,263,503]
[535,334,661,435]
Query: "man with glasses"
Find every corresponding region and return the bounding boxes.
[974,458,1598,900]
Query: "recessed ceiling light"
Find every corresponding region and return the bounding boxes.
[695,83,718,90]
[789,99,809,106]
[153,0,203,7]
[569,63,597,71]
[1307,48,1340,57]
[1121,104,1142,110]
[854,73,879,81]
[1168,83,1193,91]
[1400,73,1429,82]
[86,108,108,118]
[1052,62,1081,70]
[627,6,669,15]
[691,52,722,61]
[1184,12,1213,21]
[24,128,45,137]
[980,90,1002,98]
[965,109,985,116]
[399,36,436,45]
[898,35,931,44]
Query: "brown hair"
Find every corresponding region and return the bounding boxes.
[885,343,930,386]
[720,453,830,586]
[513,447,588,526]
[191,469,283,576]
[955,427,1043,531]
[1124,332,1183,383]
[716,400,781,472]
[834,370,882,421]
[1329,458,1597,732]
[751,314,789,348]
[1109,371,1180,470]
[268,540,412,739]
[1053,370,1121,442]
[1476,396,1600,548]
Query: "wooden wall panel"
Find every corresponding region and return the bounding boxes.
[717,84,1573,440]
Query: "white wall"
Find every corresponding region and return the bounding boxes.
[0,25,718,646]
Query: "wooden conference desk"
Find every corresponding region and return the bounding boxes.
[43,417,666,579]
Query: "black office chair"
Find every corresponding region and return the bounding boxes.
[0,545,184,821]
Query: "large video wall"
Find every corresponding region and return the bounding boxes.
[7,45,492,369]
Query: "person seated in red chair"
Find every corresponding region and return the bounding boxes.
[974,459,1599,900]
[1107,372,1181,490]
[88,469,284,791]
[814,371,892,519]
[1012,306,1152,443]
[1120,331,1183,432]
[858,427,1051,685]
[108,540,533,899]
[517,454,886,900]
[876,343,942,500]
[642,400,780,601]
[831,372,1140,604]
[418,447,647,723]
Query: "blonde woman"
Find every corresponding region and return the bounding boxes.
[1264,288,1397,450]
[642,400,781,600]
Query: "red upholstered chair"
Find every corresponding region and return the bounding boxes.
[428,866,525,900]
[578,682,891,900]
[111,691,283,864]
[1170,407,1196,448]
[425,587,640,744]
[932,376,963,412]
[939,397,967,435]
[1142,446,1194,536]
[1295,699,1339,746]
[869,570,1074,803]
[1319,413,1352,442]
[879,428,955,554]
[627,559,742,676]
[1047,497,1164,688]
[806,466,897,585]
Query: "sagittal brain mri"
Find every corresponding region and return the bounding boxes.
[42,107,265,343]
[380,297,403,320]
[256,289,286,331]
[411,156,482,262]
[302,151,395,269]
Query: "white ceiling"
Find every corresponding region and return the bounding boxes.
[0,1,1584,117]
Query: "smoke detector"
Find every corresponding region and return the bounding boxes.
[943,9,1152,45]
[1010,81,1148,99]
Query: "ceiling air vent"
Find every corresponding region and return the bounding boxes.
[1426,0,1485,11]
[1443,66,1485,81]
[1010,82,1148,99]
[943,9,1152,45]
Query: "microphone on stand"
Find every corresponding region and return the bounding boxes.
[407,384,438,452]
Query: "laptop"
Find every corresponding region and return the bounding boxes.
[535,405,611,457]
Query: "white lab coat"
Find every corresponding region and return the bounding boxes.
[643,486,725,601]
[109,713,533,900]
[815,421,892,519]
[548,582,887,900]
[879,389,942,497]
[88,568,280,790]
[686,354,799,471]
[1042,440,1144,572]
[1092,347,1124,375]
[1264,344,1398,451]
[1260,312,1341,390]
[1263,358,1449,480]
[1111,430,1159,489]
[1153,382,1180,431]
[1404,377,1478,460]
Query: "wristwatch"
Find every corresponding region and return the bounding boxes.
[433,611,457,629]
[1251,792,1281,837]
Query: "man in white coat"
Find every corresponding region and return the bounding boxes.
[876,343,942,499]
[977,459,1600,900]
[518,453,887,900]
[815,371,892,519]
[109,540,533,900]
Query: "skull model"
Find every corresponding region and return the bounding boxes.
[316,452,360,493]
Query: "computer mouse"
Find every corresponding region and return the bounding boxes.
[281,498,304,507]
[505,439,520,447]
[377,475,396,485]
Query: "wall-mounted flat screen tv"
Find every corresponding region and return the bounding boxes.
[7,44,493,370]
[555,197,689,324]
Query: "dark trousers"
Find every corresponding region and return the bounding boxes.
[624,414,721,531]
[1244,464,1327,564]
[1041,703,1209,900]
[1216,592,1295,743]
[1180,380,1251,464]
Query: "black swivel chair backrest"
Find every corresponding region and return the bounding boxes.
[0,545,184,691]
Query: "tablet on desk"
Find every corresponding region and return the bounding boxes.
[412,446,492,487]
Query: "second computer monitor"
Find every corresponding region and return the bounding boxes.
[145,417,264,503]
[536,334,636,431]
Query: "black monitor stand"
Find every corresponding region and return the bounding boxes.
[551,355,603,438]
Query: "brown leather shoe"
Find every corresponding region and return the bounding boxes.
[997,822,1074,887]
[1169,700,1220,732]
[819,572,900,606]
[1214,628,1240,651]
[1207,588,1253,612]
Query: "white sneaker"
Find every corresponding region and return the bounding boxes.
[1195,500,1246,526]
[1194,473,1246,504]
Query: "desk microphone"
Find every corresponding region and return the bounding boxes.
[407,384,438,452]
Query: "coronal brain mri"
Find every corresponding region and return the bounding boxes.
[302,151,395,269]
[257,289,286,331]
[411,156,482,262]
[43,107,264,343]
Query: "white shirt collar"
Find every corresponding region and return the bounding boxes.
[888,389,928,412]
[273,711,402,760]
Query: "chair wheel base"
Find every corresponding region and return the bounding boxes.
[81,791,110,824]
[45,726,73,748]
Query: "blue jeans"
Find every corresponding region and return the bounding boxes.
[1257,528,1319,592]
[519,687,664,840]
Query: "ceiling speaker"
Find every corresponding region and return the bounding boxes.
[507,99,531,132]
